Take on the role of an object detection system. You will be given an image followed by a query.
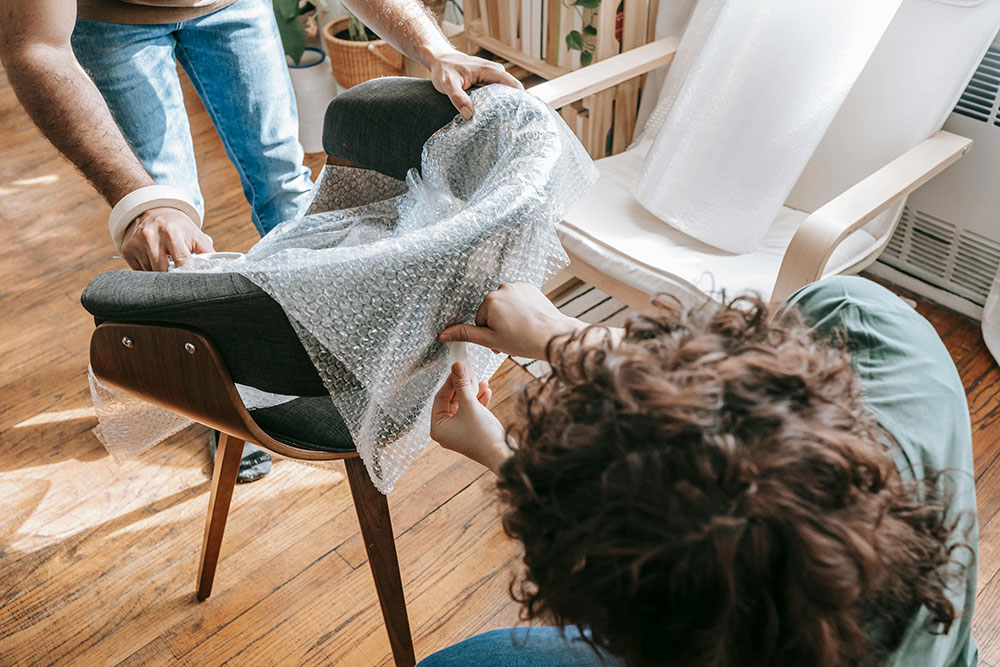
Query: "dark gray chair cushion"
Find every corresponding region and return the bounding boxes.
[82,270,328,396]
[82,77,457,452]
[323,76,459,180]
[249,397,353,453]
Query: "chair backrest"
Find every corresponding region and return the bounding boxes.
[786,0,1000,213]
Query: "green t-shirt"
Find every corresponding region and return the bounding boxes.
[788,276,979,667]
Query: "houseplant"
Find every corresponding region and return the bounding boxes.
[322,10,404,89]
[565,0,602,67]
[321,2,451,89]
[272,0,338,152]
[273,0,323,64]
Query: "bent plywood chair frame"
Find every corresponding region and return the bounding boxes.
[90,322,415,667]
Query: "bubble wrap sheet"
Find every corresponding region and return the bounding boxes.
[632,0,903,254]
[91,85,597,493]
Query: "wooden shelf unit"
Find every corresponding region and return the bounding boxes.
[466,19,570,79]
[461,0,661,158]
[463,0,659,159]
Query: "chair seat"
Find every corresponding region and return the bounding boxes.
[82,271,328,397]
[558,148,880,303]
[249,397,355,453]
[83,271,357,454]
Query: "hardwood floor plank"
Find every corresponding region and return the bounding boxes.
[976,568,1000,663]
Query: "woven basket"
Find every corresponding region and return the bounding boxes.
[322,16,404,89]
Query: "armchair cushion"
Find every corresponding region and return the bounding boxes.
[82,270,329,397]
[83,272,355,453]
[559,148,880,303]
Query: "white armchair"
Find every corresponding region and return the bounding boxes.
[531,0,1000,310]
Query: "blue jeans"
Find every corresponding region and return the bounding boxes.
[71,0,313,236]
[417,627,624,666]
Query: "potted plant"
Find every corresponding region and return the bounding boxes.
[322,10,405,89]
[563,0,623,68]
[273,0,338,153]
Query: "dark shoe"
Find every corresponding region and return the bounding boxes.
[207,430,272,483]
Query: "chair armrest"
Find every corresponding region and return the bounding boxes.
[530,37,680,109]
[771,130,972,304]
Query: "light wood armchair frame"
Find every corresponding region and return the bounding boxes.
[530,38,973,307]
[89,322,416,667]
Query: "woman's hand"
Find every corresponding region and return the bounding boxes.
[438,283,584,361]
[430,362,510,474]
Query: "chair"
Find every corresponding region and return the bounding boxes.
[83,79,460,667]
[532,0,1000,309]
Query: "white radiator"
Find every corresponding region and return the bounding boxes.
[868,37,1000,321]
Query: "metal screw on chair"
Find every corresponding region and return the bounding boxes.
[963,146,969,155]
[122,336,133,348]
[184,342,196,354]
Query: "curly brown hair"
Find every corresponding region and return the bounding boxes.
[498,296,965,667]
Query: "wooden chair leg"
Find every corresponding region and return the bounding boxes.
[345,457,415,667]
[197,432,244,601]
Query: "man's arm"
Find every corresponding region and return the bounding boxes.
[0,0,212,270]
[0,0,152,204]
[341,0,522,118]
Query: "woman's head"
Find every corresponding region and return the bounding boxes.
[498,296,962,667]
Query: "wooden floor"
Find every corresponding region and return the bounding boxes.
[1,66,999,666]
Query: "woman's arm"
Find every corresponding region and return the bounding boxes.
[430,362,512,474]
[439,282,623,361]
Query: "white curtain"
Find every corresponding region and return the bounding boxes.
[984,268,1000,363]
[632,0,905,254]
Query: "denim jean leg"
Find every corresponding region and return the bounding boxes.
[174,0,313,236]
[71,19,204,217]
[416,627,624,667]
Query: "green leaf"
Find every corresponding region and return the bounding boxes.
[574,0,602,8]
[275,14,306,63]
[583,24,597,36]
[272,0,306,62]
[273,0,301,21]
[580,50,593,66]
[565,30,584,51]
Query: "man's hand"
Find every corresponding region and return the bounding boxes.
[120,207,214,271]
[439,283,584,361]
[429,49,523,119]
[430,362,510,474]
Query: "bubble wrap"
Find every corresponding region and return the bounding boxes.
[91,85,597,493]
[89,367,192,463]
[632,0,903,254]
